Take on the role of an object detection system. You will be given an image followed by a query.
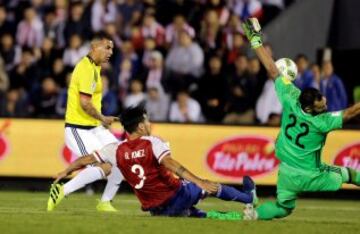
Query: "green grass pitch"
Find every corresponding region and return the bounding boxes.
[0,191,359,234]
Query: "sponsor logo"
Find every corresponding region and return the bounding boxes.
[206,136,279,178]
[0,120,11,161]
[0,135,9,160]
[333,142,360,170]
[61,146,78,164]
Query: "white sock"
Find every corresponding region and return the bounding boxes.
[64,167,105,196]
[100,166,123,202]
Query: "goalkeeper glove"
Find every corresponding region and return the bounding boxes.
[242,18,263,49]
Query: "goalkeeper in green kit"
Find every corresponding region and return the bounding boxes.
[239,18,360,220]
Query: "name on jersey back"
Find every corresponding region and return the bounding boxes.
[125,149,145,160]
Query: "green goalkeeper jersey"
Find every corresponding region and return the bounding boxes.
[274,76,343,170]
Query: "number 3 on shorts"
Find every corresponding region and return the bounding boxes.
[131,164,146,189]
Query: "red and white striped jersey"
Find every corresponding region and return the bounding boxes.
[95,136,181,210]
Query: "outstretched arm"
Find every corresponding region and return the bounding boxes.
[242,18,280,80]
[161,155,219,194]
[343,102,360,122]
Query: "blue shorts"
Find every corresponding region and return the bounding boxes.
[149,181,206,217]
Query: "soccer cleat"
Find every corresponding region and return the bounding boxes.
[96,200,118,212]
[243,176,259,206]
[47,183,65,211]
[243,204,258,220]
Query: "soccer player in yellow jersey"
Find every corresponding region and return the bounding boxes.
[47,35,123,212]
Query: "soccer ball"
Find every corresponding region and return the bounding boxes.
[275,58,298,81]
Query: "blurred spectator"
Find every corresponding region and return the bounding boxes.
[145,84,170,122]
[124,79,146,108]
[104,21,122,48]
[0,89,29,117]
[62,34,89,68]
[165,30,204,91]
[294,54,315,90]
[310,63,321,89]
[52,58,67,88]
[55,72,71,117]
[228,0,263,21]
[248,57,264,97]
[9,49,38,91]
[101,74,118,115]
[222,14,243,50]
[118,59,133,102]
[37,37,60,78]
[54,0,68,24]
[223,55,256,124]
[129,25,143,50]
[0,56,9,116]
[199,9,222,57]
[0,56,8,93]
[256,75,282,125]
[118,0,143,31]
[32,77,59,118]
[140,8,165,48]
[154,0,193,26]
[0,0,319,121]
[198,56,227,122]
[43,7,65,48]
[31,0,48,17]
[91,0,117,33]
[225,32,247,65]
[165,14,195,46]
[119,40,140,77]
[63,2,91,46]
[0,33,21,72]
[0,4,15,37]
[142,51,165,90]
[169,90,202,123]
[142,37,157,68]
[16,6,44,48]
[320,61,348,111]
[207,0,230,26]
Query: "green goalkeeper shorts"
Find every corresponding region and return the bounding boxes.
[276,163,348,210]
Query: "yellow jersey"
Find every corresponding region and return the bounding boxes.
[65,56,102,127]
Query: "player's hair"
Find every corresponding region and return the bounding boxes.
[299,88,323,111]
[119,104,147,133]
[91,32,112,43]
[295,53,309,62]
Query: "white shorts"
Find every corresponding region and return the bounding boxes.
[65,125,119,157]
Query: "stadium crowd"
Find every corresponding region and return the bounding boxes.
[0,0,348,125]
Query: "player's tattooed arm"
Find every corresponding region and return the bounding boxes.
[161,155,219,194]
[54,155,97,183]
[80,93,104,120]
[79,93,118,127]
[343,102,360,122]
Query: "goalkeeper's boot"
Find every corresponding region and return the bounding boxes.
[47,183,65,211]
[96,200,118,212]
[243,176,259,207]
